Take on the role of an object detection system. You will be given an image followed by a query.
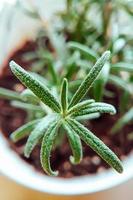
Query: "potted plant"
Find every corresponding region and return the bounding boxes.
[0,0,133,199]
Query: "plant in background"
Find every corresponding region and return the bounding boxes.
[21,0,133,101]
[16,0,133,140]
[0,51,123,176]
[59,0,133,136]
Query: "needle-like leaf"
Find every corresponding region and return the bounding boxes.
[63,121,83,164]
[108,75,129,92]
[21,89,39,103]
[29,72,51,87]
[111,107,133,134]
[60,78,68,115]
[10,119,41,142]
[111,62,133,73]
[10,61,61,113]
[40,119,60,176]
[24,115,57,158]
[0,87,24,101]
[67,99,95,115]
[93,62,110,101]
[11,101,43,113]
[75,113,100,121]
[69,51,110,108]
[72,102,116,117]
[67,118,123,173]
[49,63,59,85]
[68,41,98,61]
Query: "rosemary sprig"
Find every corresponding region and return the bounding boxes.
[68,51,111,108]
[10,61,61,113]
[8,52,123,176]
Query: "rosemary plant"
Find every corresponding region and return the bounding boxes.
[1,0,132,176]
[2,51,123,176]
[17,0,133,137]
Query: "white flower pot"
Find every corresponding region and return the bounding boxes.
[0,1,133,199]
[0,133,133,199]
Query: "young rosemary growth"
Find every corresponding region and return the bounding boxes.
[9,51,123,176]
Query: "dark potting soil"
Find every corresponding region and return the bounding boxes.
[0,42,133,178]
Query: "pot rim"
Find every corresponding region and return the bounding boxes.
[0,134,133,196]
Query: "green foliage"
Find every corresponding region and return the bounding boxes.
[108,75,129,92]
[2,1,133,176]
[111,108,133,134]
[0,87,24,101]
[111,63,133,73]
[10,119,41,142]
[68,51,110,108]
[68,41,98,61]
[63,122,83,164]
[66,118,123,173]
[7,53,123,176]
[10,61,61,113]
[60,78,68,115]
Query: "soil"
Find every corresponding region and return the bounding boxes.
[0,41,133,178]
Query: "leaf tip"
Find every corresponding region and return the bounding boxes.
[9,60,17,69]
[103,50,111,60]
[9,60,21,75]
[10,133,16,142]
[63,77,67,81]
[70,155,81,165]
[110,106,117,115]
[50,170,59,176]
[63,77,68,85]
[24,147,30,158]
[117,162,124,174]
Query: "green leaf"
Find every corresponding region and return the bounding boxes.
[72,102,116,117]
[49,64,59,85]
[68,99,95,115]
[119,91,130,114]
[75,113,100,121]
[63,121,83,164]
[20,7,40,19]
[0,87,24,101]
[16,1,40,19]
[65,51,80,80]
[108,75,129,92]
[60,78,68,115]
[10,119,41,142]
[93,62,110,101]
[111,62,133,73]
[22,52,38,62]
[68,41,98,61]
[10,61,61,113]
[31,60,46,72]
[11,101,43,113]
[24,115,58,158]
[21,89,39,103]
[119,2,133,16]
[65,62,77,80]
[40,119,60,176]
[111,108,133,134]
[67,118,123,173]
[29,72,51,87]
[69,80,82,90]
[69,51,111,108]
[47,27,68,64]
[76,60,91,70]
